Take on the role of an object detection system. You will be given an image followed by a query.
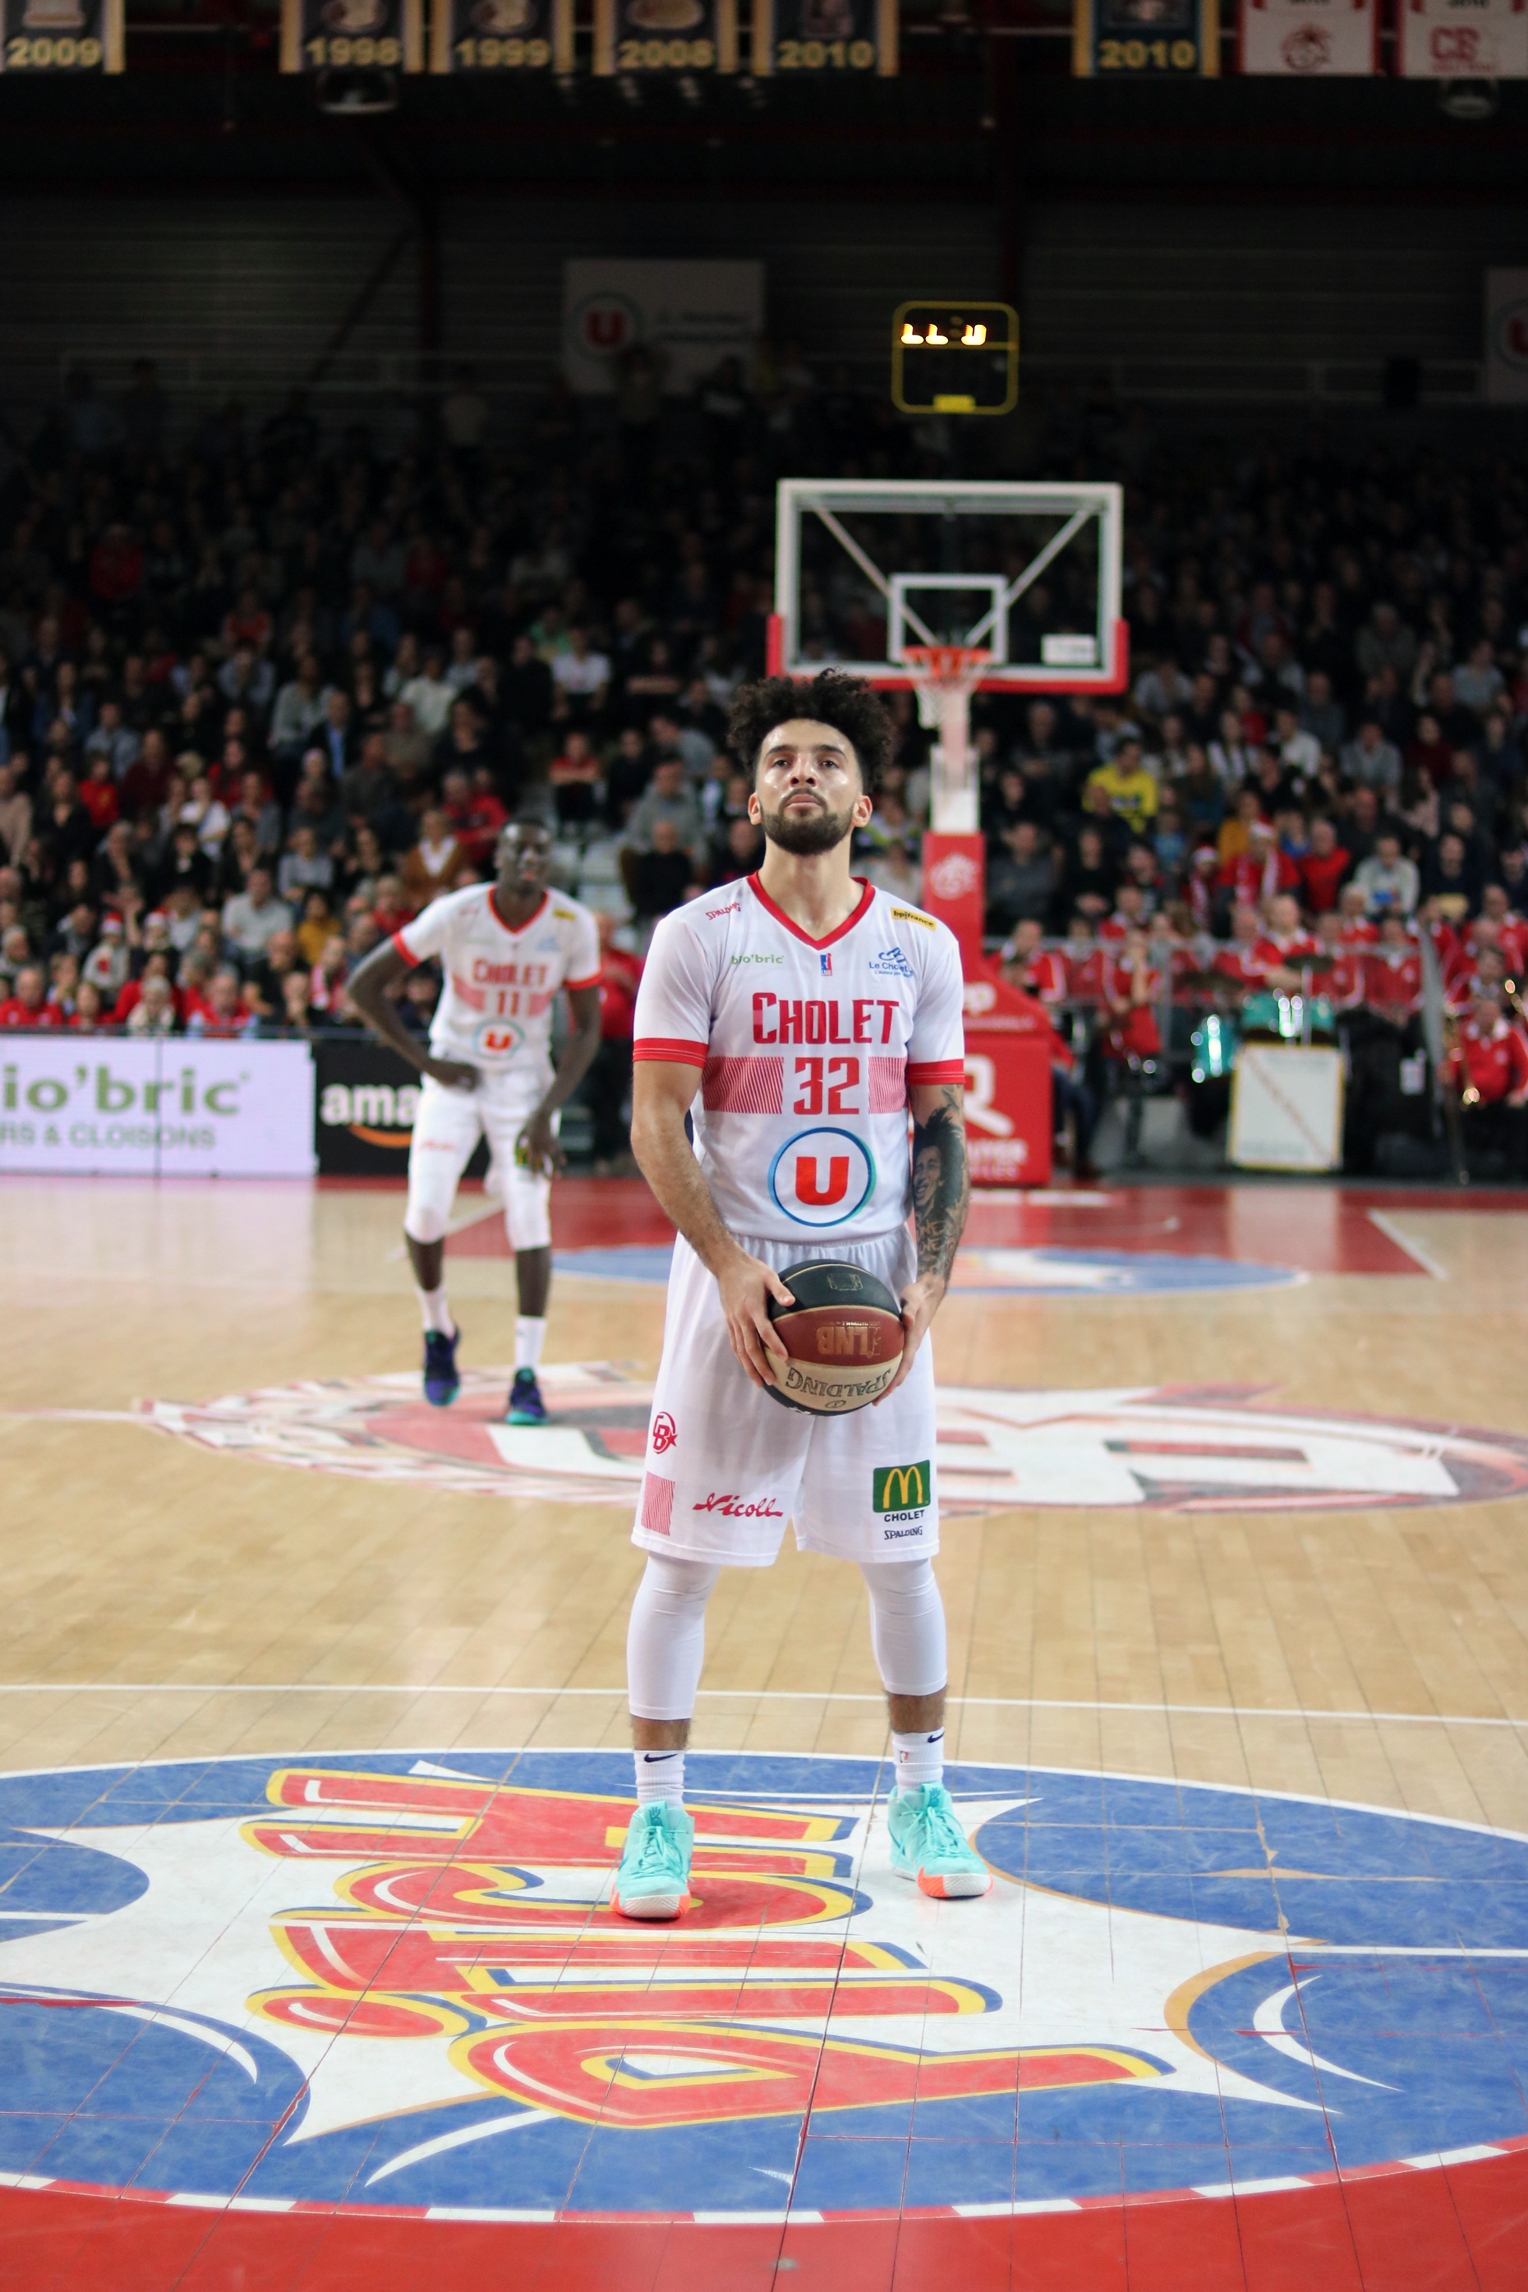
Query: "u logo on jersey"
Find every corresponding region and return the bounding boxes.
[768,1127,876,1227]
[472,1017,525,1059]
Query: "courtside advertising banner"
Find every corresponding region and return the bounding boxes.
[430,0,572,70]
[751,0,896,76]
[1239,0,1376,74]
[593,0,736,73]
[1073,0,1219,76]
[0,0,122,72]
[1397,0,1528,75]
[280,0,423,72]
[562,260,764,391]
[0,1038,316,1177]
[1486,269,1528,403]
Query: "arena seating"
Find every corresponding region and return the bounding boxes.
[0,368,1523,1172]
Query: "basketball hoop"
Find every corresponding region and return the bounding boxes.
[901,646,989,835]
[901,645,992,731]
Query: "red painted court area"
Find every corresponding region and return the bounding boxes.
[6,2150,1525,2292]
[446,1179,1493,1277]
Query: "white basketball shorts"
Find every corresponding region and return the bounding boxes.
[404,1069,557,1252]
[632,1226,939,1568]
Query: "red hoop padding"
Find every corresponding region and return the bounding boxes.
[901,644,992,687]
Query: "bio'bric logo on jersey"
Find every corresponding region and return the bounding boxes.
[767,1126,877,1227]
[729,952,784,967]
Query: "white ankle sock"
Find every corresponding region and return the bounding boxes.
[635,1748,685,1806]
[418,1286,455,1337]
[891,1728,944,1795]
[515,1316,547,1372]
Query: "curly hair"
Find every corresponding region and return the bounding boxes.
[726,671,894,795]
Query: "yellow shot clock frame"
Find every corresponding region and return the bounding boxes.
[891,301,1019,417]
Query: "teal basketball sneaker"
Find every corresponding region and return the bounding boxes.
[610,1801,694,1921]
[505,1368,547,1425]
[887,1783,992,1899]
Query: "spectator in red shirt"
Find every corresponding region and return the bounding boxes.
[88,524,144,612]
[186,966,258,1039]
[1218,820,1299,910]
[995,952,1099,1178]
[1213,905,1271,994]
[1253,892,1320,986]
[1297,816,1350,915]
[1098,882,1150,942]
[1063,911,1107,1006]
[1363,913,1423,1022]
[1450,987,1528,1175]
[1451,989,1528,1104]
[549,731,603,830]
[0,963,58,1027]
[79,751,120,833]
[1103,931,1162,1060]
[587,911,644,1171]
[1000,916,1069,1005]
[70,979,110,1033]
[113,950,177,1027]
[1314,911,1367,1008]
[1336,883,1379,946]
[1468,887,1528,982]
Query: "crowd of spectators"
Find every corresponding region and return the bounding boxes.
[2,359,1527,1161]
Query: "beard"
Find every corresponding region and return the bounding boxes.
[757,792,857,856]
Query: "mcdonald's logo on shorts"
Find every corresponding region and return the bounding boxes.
[873,1460,931,1518]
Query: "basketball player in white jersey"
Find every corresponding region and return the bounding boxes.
[349,819,601,1424]
[611,672,990,1918]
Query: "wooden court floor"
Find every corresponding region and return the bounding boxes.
[1,1174,1527,2291]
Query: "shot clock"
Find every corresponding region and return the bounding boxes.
[891,302,1019,417]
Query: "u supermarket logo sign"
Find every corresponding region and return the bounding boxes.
[767,1126,876,1227]
[2,1745,1526,2291]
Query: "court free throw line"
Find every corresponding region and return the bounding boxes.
[0,1684,1524,1729]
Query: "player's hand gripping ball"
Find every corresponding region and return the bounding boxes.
[763,1261,905,1415]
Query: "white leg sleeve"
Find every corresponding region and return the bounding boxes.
[403,1082,482,1245]
[503,1166,553,1252]
[627,1554,721,1721]
[860,1557,948,1698]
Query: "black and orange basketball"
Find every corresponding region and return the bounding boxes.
[763,1260,906,1415]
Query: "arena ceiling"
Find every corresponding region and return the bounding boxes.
[0,0,1523,201]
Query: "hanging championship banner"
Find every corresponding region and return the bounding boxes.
[1397,0,1528,77]
[751,0,896,76]
[1073,0,1218,74]
[431,0,571,70]
[593,0,736,71]
[280,0,423,72]
[1239,0,1376,73]
[0,0,122,73]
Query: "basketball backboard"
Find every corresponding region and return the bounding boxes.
[771,478,1127,694]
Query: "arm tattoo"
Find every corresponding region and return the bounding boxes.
[911,1086,970,1285]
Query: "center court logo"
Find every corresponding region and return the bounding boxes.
[125,1368,1528,1515]
[767,1125,876,1227]
[1,1745,1524,2286]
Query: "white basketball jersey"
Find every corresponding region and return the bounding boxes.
[393,885,600,1077]
[633,874,965,1244]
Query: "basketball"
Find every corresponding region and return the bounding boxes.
[763,1260,906,1415]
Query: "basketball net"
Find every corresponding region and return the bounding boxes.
[901,645,990,836]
